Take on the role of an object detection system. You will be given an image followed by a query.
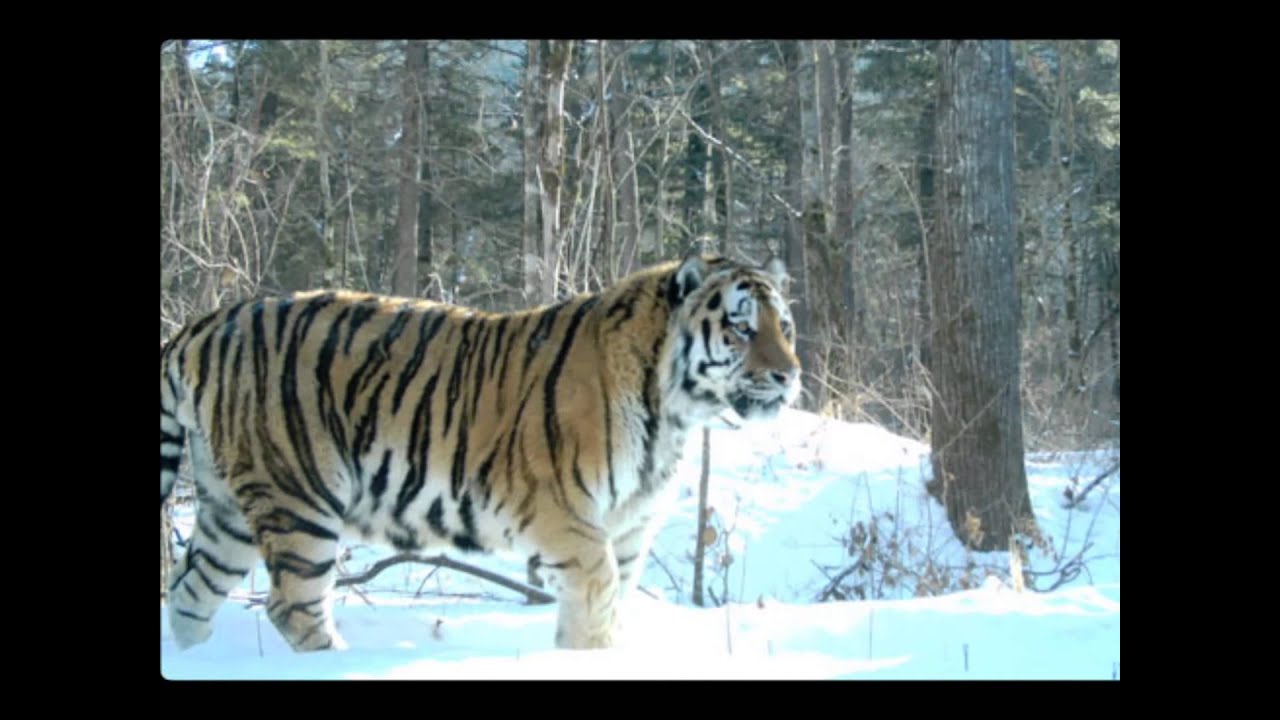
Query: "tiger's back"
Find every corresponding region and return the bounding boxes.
[160,255,800,652]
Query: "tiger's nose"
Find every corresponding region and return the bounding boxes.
[769,367,799,387]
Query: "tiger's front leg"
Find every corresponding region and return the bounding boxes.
[527,520,620,650]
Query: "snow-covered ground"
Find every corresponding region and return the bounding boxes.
[161,409,1119,680]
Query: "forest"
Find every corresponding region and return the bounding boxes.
[160,39,1119,562]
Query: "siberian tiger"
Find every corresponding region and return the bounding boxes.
[160,254,801,652]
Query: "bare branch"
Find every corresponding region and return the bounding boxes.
[335,552,556,605]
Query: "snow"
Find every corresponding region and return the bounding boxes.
[161,408,1119,680]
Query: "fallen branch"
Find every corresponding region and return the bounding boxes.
[336,553,556,605]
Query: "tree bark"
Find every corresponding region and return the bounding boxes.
[834,41,860,368]
[692,428,712,607]
[393,40,426,297]
[782,41,813,409]
[538,40,574,303]
[522,41,541,302]
[925,40,1033,552]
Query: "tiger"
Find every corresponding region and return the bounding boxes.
[160,253,801,652]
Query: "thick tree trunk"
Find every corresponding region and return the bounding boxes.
[925,40,1033,552]
[417,44,436,300]
[782,41,813,409]
[393,40,426,297]
[834,41,860,369]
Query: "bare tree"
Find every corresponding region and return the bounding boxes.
[393,40,427,297]
[537,40,574,303]
[925,40,1034,551]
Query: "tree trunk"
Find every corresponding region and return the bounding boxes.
[538,40,574,303]
[1057,44,1084,393]
[393,40,426,297]
[816,40,838,216]
[925,40,1033,552]
[522,41,541,303]
[417,44,436,300]
[606,44,639,280]
[692,427,712,607]
[705,41,730,245]
[834,41,860,371]
[782,41,814,409]
[316,40,336,285]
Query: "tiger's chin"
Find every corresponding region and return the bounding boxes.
[729,393,786,423]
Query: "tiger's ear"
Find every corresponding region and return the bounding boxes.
[762,255,789,290]
[667,253,708,307]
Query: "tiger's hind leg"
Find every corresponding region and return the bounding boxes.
[241,489,347,652]
[167,437,258,649]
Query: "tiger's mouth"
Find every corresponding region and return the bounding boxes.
[730,392,785,421]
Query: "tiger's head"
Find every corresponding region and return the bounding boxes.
[664,254,802,424]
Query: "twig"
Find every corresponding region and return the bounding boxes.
[648,549,684,600]
[1064,459,1120,508]
[336,553,555,605]
[676,107,802,220]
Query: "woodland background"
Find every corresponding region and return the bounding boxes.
[160,40,1119,561]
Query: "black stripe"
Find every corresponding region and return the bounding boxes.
[344,299,381,355]
[606,283,640,330]
[393,312,446,414]
[281,294,345,518]
[370,450,392,508]
[183,311,221,343]
[504,386,535,501]
[268,552,335,582]
[426,495,448,537]
[449,420,469,501]
[269,598,325,624]
[257,429,333,518]
[274,297,295,354]
[190,547,250,579]
[193,328,216,414]
[211,512,255,546]
[254,506,339,542]
[344,302,412,415]
[228,335,244,448]
[251,301,269,405]
[602,380,616,509]
[395,370,441,520]
[351,373,389,475]
[495,316,526,418]
[524,301,567,376]
[161,431,183,445]
[161,455,180,474]
[571,442,594,501]
[197,512,220,543]
[470,321,490,425]
[638,367,659,492]
[476,446,498,510]
[707,291,721,311]
[542,298,599,492]
[453,492,482,552]
[174,608,212,623]
[210,304,244,452]
[444,319,475,437]
[317,306,353,474]
[489,317,509,379]
[353,371,386,474]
